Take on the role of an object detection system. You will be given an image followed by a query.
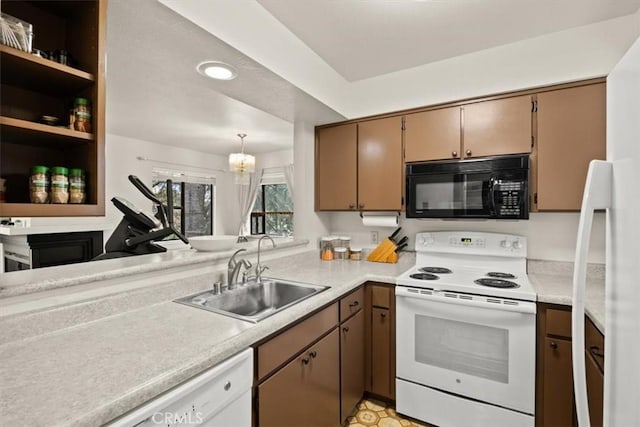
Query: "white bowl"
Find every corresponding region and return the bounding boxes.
[189,235,237,252]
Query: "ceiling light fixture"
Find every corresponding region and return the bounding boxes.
[197,61,238,80]
[229,133,256,184]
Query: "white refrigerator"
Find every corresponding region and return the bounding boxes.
[572,35,640,426]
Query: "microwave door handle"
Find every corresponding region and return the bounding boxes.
[489,176,497,215]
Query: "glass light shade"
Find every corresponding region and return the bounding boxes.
[229,152,256,174]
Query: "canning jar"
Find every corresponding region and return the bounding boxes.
[50,166,69,204]
[334,247,347,260]
[349,247,363,261]
[73,98,92,133]
[69,168,86,204]
[320,237,334,261]
[30,165,49,204]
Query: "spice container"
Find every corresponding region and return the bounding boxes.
[334,247,347,260]
[349,248,363,261]
[69,168,86,204]
[50,166,69,204]
[73,98,92,133]
[30,165,49,204]
[320,237,334,261]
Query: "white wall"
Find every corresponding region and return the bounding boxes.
[347,11,640,117]
[255,149,293,170]
[329,212,605,263]
[105,133,239,236]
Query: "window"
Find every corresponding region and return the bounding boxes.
[151,179,214,238]
[251,183,293,236]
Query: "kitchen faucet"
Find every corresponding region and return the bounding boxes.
[227,249,252,290]
[255,236,276,282]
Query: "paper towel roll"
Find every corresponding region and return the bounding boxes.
[362,214,399,228]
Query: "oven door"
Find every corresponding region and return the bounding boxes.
[395,287,536,414]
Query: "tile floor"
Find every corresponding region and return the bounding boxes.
[345,398,430,427]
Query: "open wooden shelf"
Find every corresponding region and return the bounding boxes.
[1,116,94,146]
[0,45,95,96]
[0,202,103,217]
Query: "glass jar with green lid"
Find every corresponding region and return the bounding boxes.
[50,166,69,204]
[69,168,86,204]
[30,165,49,204]
[73,97,92,133]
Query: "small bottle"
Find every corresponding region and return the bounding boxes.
[50,166,69,204]
[68,168,86,204]
[30,165,49,204]
[73,98,92,133]
[320,237,334,261]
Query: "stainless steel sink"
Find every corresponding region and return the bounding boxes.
[174,278,328,323]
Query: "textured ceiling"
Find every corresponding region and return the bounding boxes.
[258,0,640,81]
[106,0,344,155]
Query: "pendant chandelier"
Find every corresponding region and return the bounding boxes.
[229,133,255,184]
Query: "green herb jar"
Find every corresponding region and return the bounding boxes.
[69,168,85,204]
[50,166,69,204]
[30,165,49,204]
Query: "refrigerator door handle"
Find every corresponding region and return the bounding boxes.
[572,160,612,427]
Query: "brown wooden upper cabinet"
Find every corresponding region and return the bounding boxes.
[536,83,606,211]
[316,123,358,210]
[404,95,532,163]
[404,106,461,162]
[316,117,402,211]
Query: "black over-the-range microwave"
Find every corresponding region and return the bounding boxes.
[405,154,529,220]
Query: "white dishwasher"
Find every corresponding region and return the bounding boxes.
[108,348,253,427]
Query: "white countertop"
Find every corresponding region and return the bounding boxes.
[0,251,605,426]
[0,222,114,236]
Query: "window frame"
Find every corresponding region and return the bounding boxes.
[250,183,293,236]
[151,179,214,238]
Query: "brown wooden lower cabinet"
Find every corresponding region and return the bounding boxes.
[258,328,340,427]
[340,309,365,423]
[536,304,605,427]
[366,283,396,401]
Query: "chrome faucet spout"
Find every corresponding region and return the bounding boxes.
[255,236,276,282]
[228,249,251,289]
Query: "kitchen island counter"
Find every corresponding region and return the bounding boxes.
[0,249,414,426]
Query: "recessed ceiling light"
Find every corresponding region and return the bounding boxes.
[196,61,238,80]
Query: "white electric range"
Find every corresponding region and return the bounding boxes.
[395,231,537,427]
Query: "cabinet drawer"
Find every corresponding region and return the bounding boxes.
[546,308,572,338]
[340,286,364,321]
[257,303,338,380]
[371,285,392,309]
[586,316,605,373]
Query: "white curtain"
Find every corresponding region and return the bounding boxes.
[283,164,294,201]
[236,169,262,237]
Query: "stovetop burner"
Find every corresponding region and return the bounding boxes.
[420,267,452,274]
[474,278,520,288]
[410,273,440,280]
[486,272,517,279]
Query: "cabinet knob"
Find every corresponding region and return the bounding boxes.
[380,312,387,318]
[309,351,317,359]
[349,203,355,209]
[550,341,558,349]
[452,150,458,157]
[342,326,350,333]
[349,301,360,308]
[224,381,231,391]
[301,356,310,365]
[358,203,365,209]
[466,149,472,156]
[590,346,604,359]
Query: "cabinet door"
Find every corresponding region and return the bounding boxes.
[404,107,461,161]
[370,307,394,400]
[586,350,604,427]
[316,124,357,210]
[537,83,606,210]
[258,328,340,427]
[358,117,403,211]
[341,310,365,423]
[542,337,575,427]
[463,95,532,158]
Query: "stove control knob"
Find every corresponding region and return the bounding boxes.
[500,239,511,249]
[513,239,523,250]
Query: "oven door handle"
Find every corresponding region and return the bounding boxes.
[396,287,536,315]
